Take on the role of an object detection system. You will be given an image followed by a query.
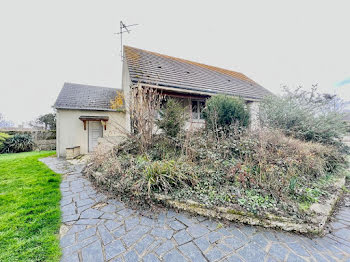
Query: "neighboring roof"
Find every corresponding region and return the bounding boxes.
[54,83,118,111]
[124,46,272,100]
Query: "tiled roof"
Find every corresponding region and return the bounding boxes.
[54,83,118,111]
[124,46,272,100]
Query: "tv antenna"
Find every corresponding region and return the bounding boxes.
[115,21,138,61]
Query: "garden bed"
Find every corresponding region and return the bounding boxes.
[85,128,348,229]
[84,91,350,235]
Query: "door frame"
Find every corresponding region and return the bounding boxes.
[78,116,109,153]
[88,120,104,152]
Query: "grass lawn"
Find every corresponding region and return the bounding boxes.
[0,151,61,262]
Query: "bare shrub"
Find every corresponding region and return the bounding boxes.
[239,129,344,196]
[129,86,164,153]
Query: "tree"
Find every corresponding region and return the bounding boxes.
[37,113,56,130]
[156,98,187,137]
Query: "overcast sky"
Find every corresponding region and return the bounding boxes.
[1,0,350,125]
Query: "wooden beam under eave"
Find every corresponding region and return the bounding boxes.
[101,120,107,130]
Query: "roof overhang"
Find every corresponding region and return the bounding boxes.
[78,116,109,121]
[133,82,262,102]
[79,116,109,130]
[55,106,120,112]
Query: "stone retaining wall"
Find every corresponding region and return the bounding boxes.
[88,169,346,235]
[34,139,56,151]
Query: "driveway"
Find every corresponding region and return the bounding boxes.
[41,157,350,262]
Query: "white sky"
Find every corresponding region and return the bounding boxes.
[1,0,350,125]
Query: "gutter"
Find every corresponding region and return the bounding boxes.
[132,81,262,102]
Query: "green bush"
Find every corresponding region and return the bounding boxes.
[260,87,348,146]
[156,98,186,137]
[0,132,11,151]
[203,95,250,131]
[1,134,35,153]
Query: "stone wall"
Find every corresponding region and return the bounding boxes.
[34,139,56,151]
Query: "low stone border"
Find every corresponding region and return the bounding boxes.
[88,170,345,235]
[155,177,346,235]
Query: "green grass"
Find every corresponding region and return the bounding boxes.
[0,151,61,262]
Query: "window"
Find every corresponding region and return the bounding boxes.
[191,100,205,120]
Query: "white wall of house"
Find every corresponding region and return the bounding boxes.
[122,59,132,133]
[247,101,260,130]
[56,109,126,157]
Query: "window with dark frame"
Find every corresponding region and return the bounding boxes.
[191,100,205,120]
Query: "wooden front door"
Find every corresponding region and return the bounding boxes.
[88,121,103,152]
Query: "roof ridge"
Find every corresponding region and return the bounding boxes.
[63,82,118,91]
[124,46,258,85]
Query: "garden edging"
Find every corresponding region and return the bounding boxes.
[155,176,346,235]
[87,170,345,235]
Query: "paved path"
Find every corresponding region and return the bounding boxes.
[41,157,350,262]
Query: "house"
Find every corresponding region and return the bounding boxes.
[54,46,271,157]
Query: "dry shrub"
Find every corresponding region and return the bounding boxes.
[129,86,164,153]
[84,142,198,208]
[85,145,122,177]
[173,127,345,204]
[241,129,344,197]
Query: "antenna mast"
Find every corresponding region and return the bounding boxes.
[115,21,138,61]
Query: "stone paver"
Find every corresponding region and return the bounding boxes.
[41,157,350,262]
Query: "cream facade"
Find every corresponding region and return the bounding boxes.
[56,93,259,158]
[56,109,126,157]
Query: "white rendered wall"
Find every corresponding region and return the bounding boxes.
[56,109,126,157]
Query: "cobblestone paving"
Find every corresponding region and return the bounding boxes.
[41,157,350,262]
